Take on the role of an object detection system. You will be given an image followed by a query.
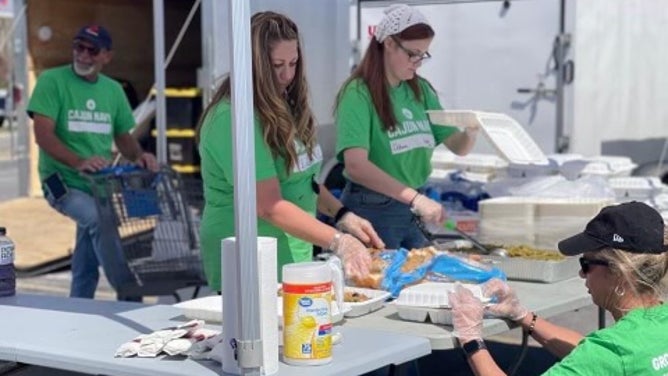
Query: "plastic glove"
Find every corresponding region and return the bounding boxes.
[330,233,372,281]
[482,278,529,321]
[411,193,445,224]
[138,328,189,357]
[336,212,385,249]
[188,333,225,361]
[449,283,484,343]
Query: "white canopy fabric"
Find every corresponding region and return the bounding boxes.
[571,0,668,154]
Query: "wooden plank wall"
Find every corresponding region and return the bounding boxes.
[26,0,202,97]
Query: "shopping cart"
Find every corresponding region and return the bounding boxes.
[85,165,206,301]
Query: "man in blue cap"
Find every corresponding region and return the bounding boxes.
[27,25,157,301]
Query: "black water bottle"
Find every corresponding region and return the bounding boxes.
[0,227,16,297]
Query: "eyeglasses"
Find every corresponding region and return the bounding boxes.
[73,41,101,57]
[391,36,431,63]
[579,257,610,274]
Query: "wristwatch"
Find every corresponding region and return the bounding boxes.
[461,339,487,357]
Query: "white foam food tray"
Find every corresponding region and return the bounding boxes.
[426,109,479,128]
[173,294,351,324]
[394,282,485,309]
[395,304,455,326]
[343,287,391,318]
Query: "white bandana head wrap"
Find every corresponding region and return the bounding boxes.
[373,4,430,43]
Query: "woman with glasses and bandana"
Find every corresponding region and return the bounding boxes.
[196,11,384,289]
[333,4,479,251]
[449,201,668,375]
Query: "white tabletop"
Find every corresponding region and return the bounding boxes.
[0,294,431,376]
[344,277,590,350]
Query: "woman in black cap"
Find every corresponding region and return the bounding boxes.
[449,201,668,375]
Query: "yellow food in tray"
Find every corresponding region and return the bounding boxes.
[454,244,565,261]
[504,245,565,261]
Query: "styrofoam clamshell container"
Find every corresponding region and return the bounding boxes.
[427,109,479,128]
[588,156,637,177]
[343,287,391,318]
[608,177,664,200]
[394,282,484,308]
[475,112,550,166]
[552,155,636,178]
[428,110,550,167]
[431,147,508,174]
[503,161,559,178]
[395,304,455,325]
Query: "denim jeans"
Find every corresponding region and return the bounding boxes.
[340,182,428,250]
[45,187,138,300]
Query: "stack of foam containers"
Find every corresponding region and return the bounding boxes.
[533,198,613,250]
[608,176,665,202]
[478,197,613,250]
[477,197,535,246]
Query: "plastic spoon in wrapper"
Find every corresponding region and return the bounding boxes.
[444,220,508,258]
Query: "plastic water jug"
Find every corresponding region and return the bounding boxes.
[281,258,343,365]
[0,227,16,297]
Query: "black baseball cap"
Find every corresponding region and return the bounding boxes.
[73,25,112,50]
[558,201,667,256]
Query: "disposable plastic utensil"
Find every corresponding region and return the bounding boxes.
[444,221,508,257]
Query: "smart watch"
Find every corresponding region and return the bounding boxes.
[461,339,487,357]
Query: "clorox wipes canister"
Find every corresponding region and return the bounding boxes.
[282,260,343,365]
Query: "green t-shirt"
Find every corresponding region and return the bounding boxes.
[27,65,135,193]
[335,78,458,188]
[198,101,322,289]
[543,303,668,375]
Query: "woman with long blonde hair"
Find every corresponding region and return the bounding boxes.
[196,11,383,289]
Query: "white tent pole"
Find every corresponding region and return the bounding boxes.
[152,0,167,164]
[228,0,262,374]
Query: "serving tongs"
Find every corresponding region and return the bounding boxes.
[414,216,508,257]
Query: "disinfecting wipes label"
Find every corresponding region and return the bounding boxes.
[282,282,333,361]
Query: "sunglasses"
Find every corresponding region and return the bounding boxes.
[391,36,431,63]
[73,41,101,57]
[579,257,610,274]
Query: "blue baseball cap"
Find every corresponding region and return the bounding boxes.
[73,25,112,50]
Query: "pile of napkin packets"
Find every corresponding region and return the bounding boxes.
[114,320,225,360]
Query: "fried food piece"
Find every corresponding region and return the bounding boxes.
[401,246,437,273]
[344,290,370,303]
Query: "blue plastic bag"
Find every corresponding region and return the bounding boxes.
[380,248,506,297]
